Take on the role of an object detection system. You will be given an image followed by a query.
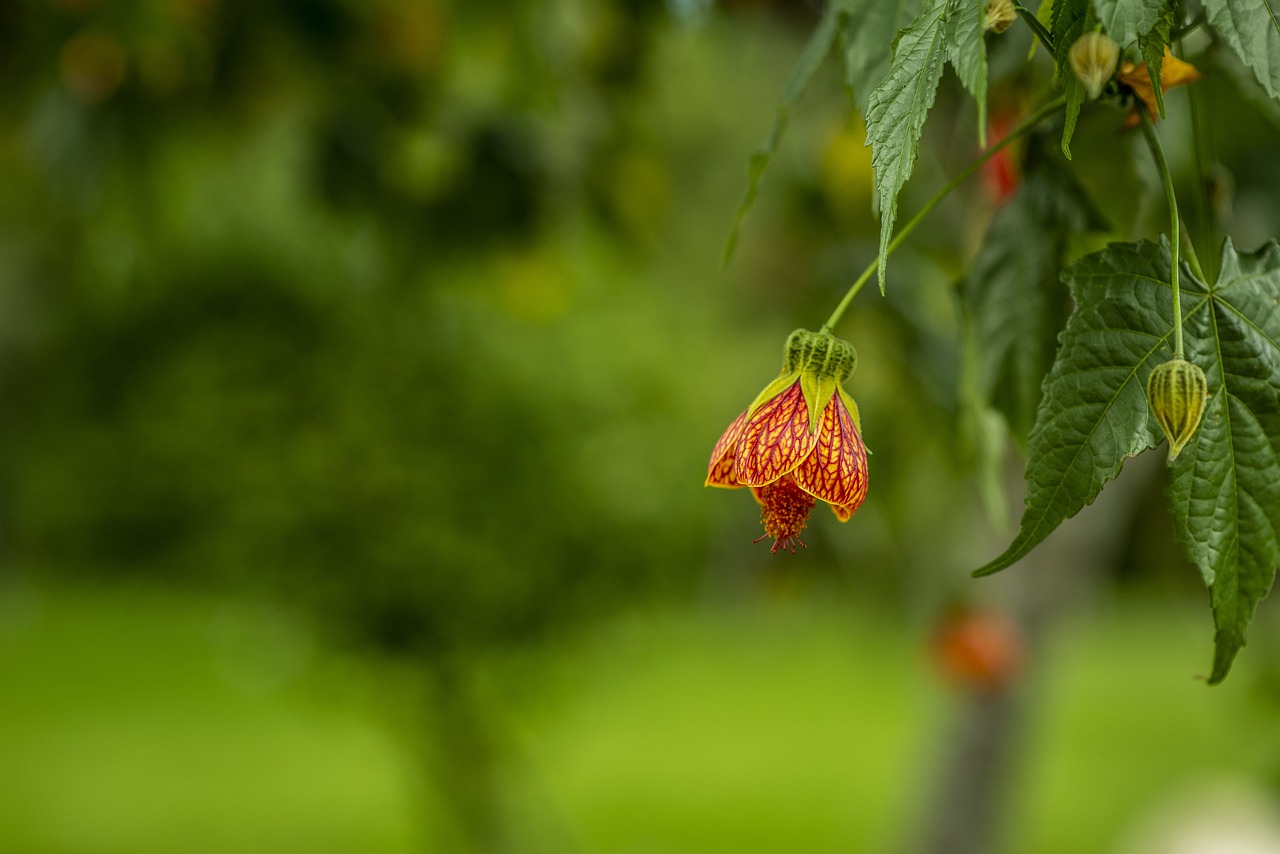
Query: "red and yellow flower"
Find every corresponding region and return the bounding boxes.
[706,329,869,552]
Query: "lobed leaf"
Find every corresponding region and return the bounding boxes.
[1165,239,1280,683]
[1092,0,1172,46]
[865,0,949,293]
[1203,0,1280,101]
[841,0,925,115]
[975,238,1280,684]
[1052,0,1095,158]
[974,239,1169,580]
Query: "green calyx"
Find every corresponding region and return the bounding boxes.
[1147,358,1208,462]
[743,329,858,434]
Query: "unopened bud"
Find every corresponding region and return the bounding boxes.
[1147,358,1208,462]
[985,0,1017,34]
[1069,32,1120,100]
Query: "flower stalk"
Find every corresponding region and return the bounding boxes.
[1138,107,1184,358]
[821,94,1066,335]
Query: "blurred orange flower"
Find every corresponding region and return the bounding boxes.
[1119,48,1203,123]
[706,330,869,552]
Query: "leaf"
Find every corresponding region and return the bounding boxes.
[1165,239,1280,683]
[1138,0,1176,118]
[1052,0,1095,158]
[866,0,948,293]
[1203,0,1280,101]
[974,238,1280,684]
[1092,0,1171,46]
[973,239,1174,580]
[722,5,841,266]
[841,0,924,115]
[961,144,1108,440]
[944,0,989,146]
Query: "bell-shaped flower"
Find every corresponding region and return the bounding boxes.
[706,329,869,552]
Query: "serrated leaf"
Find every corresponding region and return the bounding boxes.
[866,0,948,293]
[1052,0,1096,158]
[722,6,841,266]
[841,0,924,115]
[974,239,1175,580]
[1138,0,1177,118]
[944,0,989,146]
[1203,0,1280,101]
[1165,239,1280,683]
[1092,0,1171,46]
[961,146,1109,440]
[975,238,1280,684]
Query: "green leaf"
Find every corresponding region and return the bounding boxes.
[722,5,841,266]
[1203,0,1280,101]
[975,238,1280,684]
[840,0,924,115]
[961,145,1108,440]
[1092,0,1170,46]
[974,239,1173,580]
[944,0,989,146]
[1052,0,1095,158]
[1138,0,1177,118]
[866,0,948,293]
[1166,239,1280,683]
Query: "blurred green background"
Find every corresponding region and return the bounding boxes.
[4,1,1280,852]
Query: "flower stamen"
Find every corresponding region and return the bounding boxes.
[753,476,816,553]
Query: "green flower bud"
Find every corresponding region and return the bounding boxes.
[1147,358,1208,462]
[1069,32,1120,100]
[984,0,1017,34]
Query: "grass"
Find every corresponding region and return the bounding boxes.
[2,583,1277,853]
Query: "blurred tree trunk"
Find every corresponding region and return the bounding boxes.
[912,452,1162,854]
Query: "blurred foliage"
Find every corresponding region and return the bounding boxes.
[5,0,1280,849]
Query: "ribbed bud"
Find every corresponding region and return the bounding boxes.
[1147,358,1208,462]
[1069,32,1120,100]
[984,0,1017,34]
[782,329,857,384]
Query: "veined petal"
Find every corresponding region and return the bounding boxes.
[794,390,868,511]
[732,380,817,486]
[830,501,859,522]
[706,410,748,488]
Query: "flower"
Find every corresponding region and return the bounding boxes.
[706,329,869,552]
[984,0,1017,34]
[1068,32,1120,101]
[1147,357,1208,462]
[1118,48,1203,123]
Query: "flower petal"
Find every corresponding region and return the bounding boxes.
[706,410,748,488]
[732,380,818,486]
[793,390,868,512]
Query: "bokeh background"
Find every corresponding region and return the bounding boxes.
[4,1,1280,852]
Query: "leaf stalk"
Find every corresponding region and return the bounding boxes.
[1138,109,1184,358]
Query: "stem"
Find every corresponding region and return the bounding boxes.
[1016,4,1056,54]
[1138,109,1184,359]
[821,95,1066,334]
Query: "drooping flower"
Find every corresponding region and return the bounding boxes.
[1147,357,1208,462]
[706,329,869,553]
[1118,48,1203,123]
[1068,31,1120,101]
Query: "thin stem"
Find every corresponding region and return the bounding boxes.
[1016,4,1056,54]
[821,95,1066,334]
[1139,109,1184,358]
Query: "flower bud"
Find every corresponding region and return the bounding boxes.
[1147,358,1208,462]
[984,0,1017,34]
[1069,32,1120,100]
